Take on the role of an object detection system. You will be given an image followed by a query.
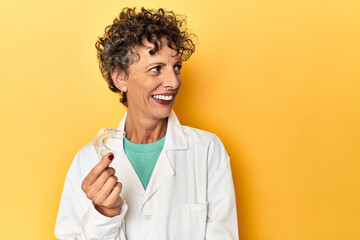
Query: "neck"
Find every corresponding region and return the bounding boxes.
[125,110,168,144]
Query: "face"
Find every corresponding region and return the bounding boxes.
[113,39,182,121]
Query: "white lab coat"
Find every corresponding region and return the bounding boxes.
[55,111,238,240]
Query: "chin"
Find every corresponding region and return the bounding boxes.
[153,107,172,120]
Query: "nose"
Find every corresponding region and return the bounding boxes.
[163,68,181,89]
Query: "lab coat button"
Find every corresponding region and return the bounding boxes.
[144,213,151,219]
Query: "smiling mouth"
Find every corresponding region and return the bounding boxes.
[152,94,174,101]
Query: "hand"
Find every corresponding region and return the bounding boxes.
[81,153,123,217]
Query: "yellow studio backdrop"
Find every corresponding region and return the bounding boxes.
[0,0,359,239]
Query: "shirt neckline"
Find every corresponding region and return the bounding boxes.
[123,135,166,153]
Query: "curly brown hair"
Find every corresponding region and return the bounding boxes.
[95,7,196,106]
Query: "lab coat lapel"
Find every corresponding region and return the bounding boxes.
[115,147,145,196]
[141,150,174,205]
[111,113,145,196]
[113,111,189,203]
[142,110,188,205]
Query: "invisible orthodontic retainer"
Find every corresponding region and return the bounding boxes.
[94,127,126,157]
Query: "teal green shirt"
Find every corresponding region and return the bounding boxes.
[123,136,165,190]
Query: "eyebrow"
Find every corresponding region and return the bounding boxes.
[144,62,166,69]
[144,61,182,70]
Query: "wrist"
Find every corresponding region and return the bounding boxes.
[94,204,121,218]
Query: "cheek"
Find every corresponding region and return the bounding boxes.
[178,76,182,88]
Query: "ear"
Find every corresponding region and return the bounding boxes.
[111,68,127,92]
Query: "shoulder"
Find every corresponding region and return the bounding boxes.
[67,141,102,182]
[77,141,101,163]
[181,125,228,158]
[181,125,217,142]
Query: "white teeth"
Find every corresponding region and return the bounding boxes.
[153,94,173,101]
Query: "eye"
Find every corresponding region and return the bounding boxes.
[150,66,161,73]
[174,64,182,73]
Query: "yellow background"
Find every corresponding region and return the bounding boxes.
[0,0,359,239]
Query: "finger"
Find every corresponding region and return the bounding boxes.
[90,167,116,192]
[85,153,114,185]
[102,182,123,209]
[105,182,123,207]
[96,175,118,203]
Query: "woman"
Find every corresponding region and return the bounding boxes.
[55,7,238,240]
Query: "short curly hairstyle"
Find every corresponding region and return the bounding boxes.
[95,7,196,106]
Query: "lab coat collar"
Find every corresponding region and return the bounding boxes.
[112,110,188,201]
[116,110,188,151]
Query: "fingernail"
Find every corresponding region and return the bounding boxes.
[108,153,114,161]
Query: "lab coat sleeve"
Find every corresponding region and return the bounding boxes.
[55,144,128,240]
[205,136,239,239]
